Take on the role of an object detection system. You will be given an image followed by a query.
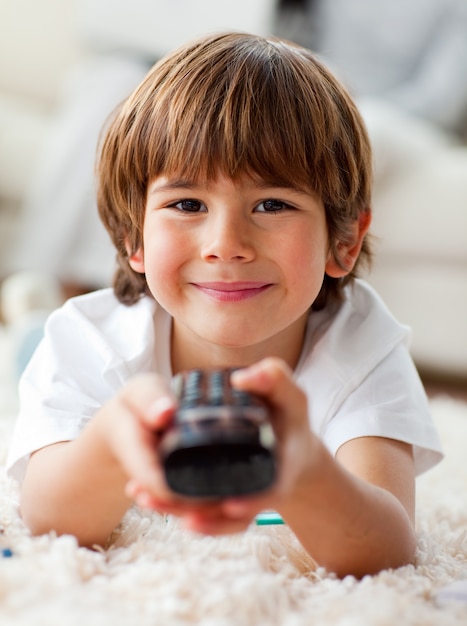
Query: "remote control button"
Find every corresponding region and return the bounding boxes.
[232,387,252,406]
[181,370,203,407]
[209,370,226,406]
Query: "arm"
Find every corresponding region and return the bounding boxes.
[241,359,416,577]
[238,359,416,577]
[143,359,416,578]
[20,374,178,548]
[279,436,415,578]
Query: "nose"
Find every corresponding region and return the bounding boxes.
[200,211,255,262]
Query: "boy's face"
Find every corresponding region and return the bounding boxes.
[129,173,339,370]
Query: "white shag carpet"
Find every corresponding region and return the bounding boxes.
[1,327,467,625]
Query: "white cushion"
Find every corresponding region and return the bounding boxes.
[0,95,51,200]
[368,263,467,375]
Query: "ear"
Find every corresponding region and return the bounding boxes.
[325,210,372,278]
[127,247,145,274]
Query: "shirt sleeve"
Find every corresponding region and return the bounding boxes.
[5,302,122,483]
[6,290,160,484]
[321,342,444,475]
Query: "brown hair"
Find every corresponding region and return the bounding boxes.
[97,31,372,307]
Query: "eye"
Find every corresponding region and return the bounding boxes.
[255,199,293,213]
[169,199,207,213]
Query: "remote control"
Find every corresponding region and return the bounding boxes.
[159,369,277,498]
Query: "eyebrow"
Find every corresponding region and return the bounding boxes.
[249,179,313,197]
[148,179,200,195]
[254,181,307,193]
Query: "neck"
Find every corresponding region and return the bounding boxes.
[170,314,309,374]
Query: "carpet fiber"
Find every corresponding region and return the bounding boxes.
[1,339,467,624]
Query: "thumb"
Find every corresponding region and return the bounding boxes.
[230,358,308,431]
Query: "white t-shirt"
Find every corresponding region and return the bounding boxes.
[6,279,443,483]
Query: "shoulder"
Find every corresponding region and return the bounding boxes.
[45,289,159,361]
[31,288,174,383]
[297,280,442,474]
[296,279,411,419]
[303,279,410,369]
[339,279,410,344]
[55,288,155,328]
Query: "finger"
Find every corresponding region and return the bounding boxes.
[118,373,178,430]
[106,374,178,493]
[181,510,252,536]
[221,492,275,521]
[126,481,187,512]
[104,395,174,498]
[232,359,318,499]
[127,480,235,517]
[230,357,308,431]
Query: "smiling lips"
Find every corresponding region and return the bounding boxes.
[192,281,273,302]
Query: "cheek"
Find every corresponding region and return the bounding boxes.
[281,232,328,290]
[142,223,192,301]
[290,258,327,307]
[143,233,177,281]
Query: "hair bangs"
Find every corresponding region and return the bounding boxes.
[137,35,332,193]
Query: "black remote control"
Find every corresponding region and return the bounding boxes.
[159,369,277,498]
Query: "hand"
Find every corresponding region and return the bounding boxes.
[216,357,317,529]
[96,373,179,505]
[126,358,317,535]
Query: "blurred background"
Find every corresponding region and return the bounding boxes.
[0,0,466,392]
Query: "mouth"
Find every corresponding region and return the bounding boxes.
[191,281,273,303]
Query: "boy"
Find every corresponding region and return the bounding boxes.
[7,32,442,578]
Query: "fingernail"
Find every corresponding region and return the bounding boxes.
[224,500,248,518]
[230,368,250,384]
[149,396,176,417]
